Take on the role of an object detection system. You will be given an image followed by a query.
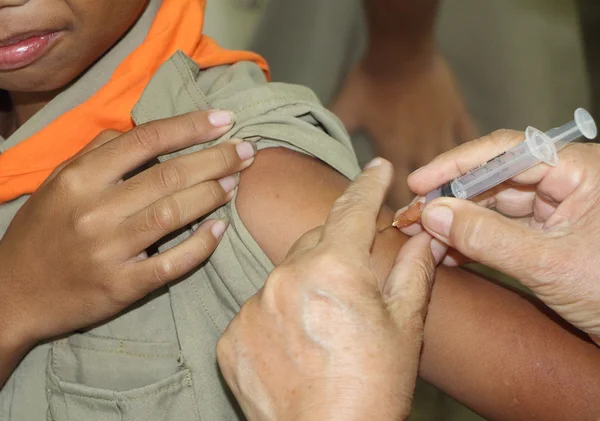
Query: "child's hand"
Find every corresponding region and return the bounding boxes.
[0,110,255,350]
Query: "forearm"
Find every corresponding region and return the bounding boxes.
[423,266,600,420]
[0,303,32,388]
[364,0,439,73]
[0,271,36,388]
[373,221,600,420]
[0,335,29,389]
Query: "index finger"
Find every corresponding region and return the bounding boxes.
[43,130,122,185]
[321,158,393,258]
[407,129,525,195]
[75,110,235,185]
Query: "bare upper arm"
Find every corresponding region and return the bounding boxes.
[236,147,350,266]
[236,147,600,421]
[236,147,398,279]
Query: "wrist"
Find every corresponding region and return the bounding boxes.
[0,313,36,364]
[290,394,410,421]
[361,38,437,79]
[0,272,38,356]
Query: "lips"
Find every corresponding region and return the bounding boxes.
[0,31,62,71]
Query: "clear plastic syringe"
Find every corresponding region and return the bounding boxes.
[425,108,598,203]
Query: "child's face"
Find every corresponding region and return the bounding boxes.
[0,0,149,93]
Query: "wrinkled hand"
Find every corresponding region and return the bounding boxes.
[400,130,600,344]
[331,53,477,208]
[0,110,256,349]
[217,159,440,421]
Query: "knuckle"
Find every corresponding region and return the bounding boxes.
[263,266,304,303]
[73,208,102,236]
[99,278,129,307]
[132,123,161,153]
[407,255,436,286]
[333,179,384,214]
[96,129,120,142]
[212,145,235,170]
[205,181,225,205]
[313,252,357,282]
[153,255,178,284]
[487,129,522,145]
[216,334,232,364]
[182,113,204,137]
[293,228,321,251]
[155,161,187,192]
[453,213,488,258]
[193,232,217,258]
[150,196,182,232]
[55,163,86,193]
[330,195,363,221]
[265,265,293,289]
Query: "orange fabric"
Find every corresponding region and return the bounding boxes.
[0,0,268,204]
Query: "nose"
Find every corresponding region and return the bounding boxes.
[0,0,28,7]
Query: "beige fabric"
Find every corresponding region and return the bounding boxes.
[0,42,359,421]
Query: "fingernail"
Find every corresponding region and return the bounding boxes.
[208,110,234,127]
[394,197,419,220]
[236,141,257,161]
[430,238,448,265]
[364,157,382,169]
[211,220,229,239]
[422,206,453,239]
[218,174,240,193]
[394,206,407,221]
[410,196,423,205]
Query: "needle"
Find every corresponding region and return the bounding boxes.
[378,222,396,233]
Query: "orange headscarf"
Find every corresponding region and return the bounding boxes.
[0,0,268,204]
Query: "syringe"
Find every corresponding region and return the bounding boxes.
[392,108,597,229]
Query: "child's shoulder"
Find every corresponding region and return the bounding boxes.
[133,50,360,180]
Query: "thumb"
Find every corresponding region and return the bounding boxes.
[285,227,323,260]
[382,232,438,335]
[421,198,550,282]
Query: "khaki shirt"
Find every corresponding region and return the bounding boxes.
[0,6,360,421]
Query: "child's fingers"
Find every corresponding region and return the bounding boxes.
[106,139,255,215]
[407,130,524,195]
[75,110,235,186]
[42,130,122,185]
[82,129,123,153]
[119,219,229,302]
[118,178,236,255]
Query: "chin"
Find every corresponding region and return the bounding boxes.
[0,64,80,93]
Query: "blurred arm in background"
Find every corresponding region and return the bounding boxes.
[331,0,477,207]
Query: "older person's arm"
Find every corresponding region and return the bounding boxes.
[364,0,438,67]
[219,160,437,421]
[236,148,600,421]
[332,0,476,207]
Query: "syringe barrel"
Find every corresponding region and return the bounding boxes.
[450,142,538,200]
[426,108,597,203]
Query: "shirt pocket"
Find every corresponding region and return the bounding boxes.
[46,334,200,421]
